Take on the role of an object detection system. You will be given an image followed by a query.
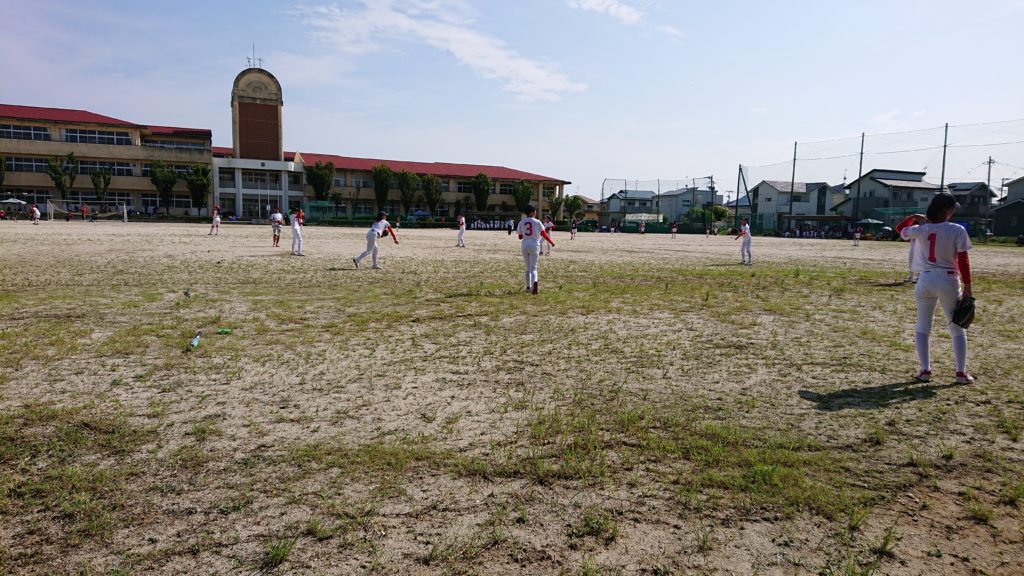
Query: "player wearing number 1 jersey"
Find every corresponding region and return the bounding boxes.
[517,204,554,294]
[896,193,974,384]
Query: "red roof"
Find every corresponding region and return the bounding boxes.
[146,125,212,138]
[0,104,209,139]
[0,103,136,126]
[299,152,567,183]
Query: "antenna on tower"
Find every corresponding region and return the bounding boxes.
[246,44,263,69]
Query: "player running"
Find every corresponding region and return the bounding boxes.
[354,211,399,269]
[269,207,284,247]
[734,217,752,265]
[208,204,221,236]
[517,204,554,294]
[455,212,466,247]
[896,193,974,384]
[542,216,554,255]
[289,207,305,256]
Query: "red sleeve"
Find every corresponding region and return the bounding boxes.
[957,252,971,284]
[895,216,917,234]
[540,229,554,246]
[388,225,399,242]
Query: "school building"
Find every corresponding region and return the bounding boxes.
[0,104,211,213]
[2,66,570,218]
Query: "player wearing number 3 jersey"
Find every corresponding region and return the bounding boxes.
[896,193,974,384]
[517,204,554,294]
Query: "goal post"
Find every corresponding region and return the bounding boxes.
[47,199,128,222]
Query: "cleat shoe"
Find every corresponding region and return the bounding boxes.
[371,265,383,270]
[532,281,538,295]
[955,372,974,384]
[914,370,932,382]
[353,258,359,269]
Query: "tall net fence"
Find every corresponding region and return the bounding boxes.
[599,177,719,232]
[739,118,1024,236]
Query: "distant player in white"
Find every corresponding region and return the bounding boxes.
[456,212,466,247]
[269,207,284,247]
[31,203,41,225]
[517,204,554,294]
[853,226,862,246]
[354,211,399,269]
[896,193,974,384]
[670,221,678,239]
[542,216,554,256]
[289,207,305,256]
[570,217,579,240]
[209,204,221,236]
[734,218,752,265]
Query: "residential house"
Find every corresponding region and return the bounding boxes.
[579,195,601,221]
[992,198,1024,236]
[604,189,657,224]
[747,180,837,232]
[657,186,722,224]
[833,169,940,223]
[946,182,996,223]
[1003,175,1024,202]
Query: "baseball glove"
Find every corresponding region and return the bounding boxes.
[951,296,975,329]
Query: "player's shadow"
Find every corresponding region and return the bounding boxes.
[708,262,746,267]
[798,380,965,411]
[871,280,912,288]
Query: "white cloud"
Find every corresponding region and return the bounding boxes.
[567,0,683,38]
[298,1,586,102]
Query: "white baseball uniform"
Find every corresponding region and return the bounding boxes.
[270,211,283,235]
[290,212,303,255]
[518,216,545,290]
[739,223,752,264]
[355,219,391,267]
[900,221,972,373]
[457,215,466,247]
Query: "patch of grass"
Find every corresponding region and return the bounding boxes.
[568,507,619,546]
[963,489,994,524]
[258,534,297,572]
[869,526,898,559]
[998,478,1024,507]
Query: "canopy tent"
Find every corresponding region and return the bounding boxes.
[855,218,884,224]
[1,198,27,205]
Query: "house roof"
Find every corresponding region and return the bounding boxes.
[830,197,852,210]
[845,168,927,189]
[1006,175,1024,188]
[579,196,599,205]
[0,103,210,138]
[609,190,656,200]
[947,181,997,198]
[753,180,830,193]
[874,178,940,189]
[297,152,567,183]
[727,194,751,207]
[992,198,1024,211]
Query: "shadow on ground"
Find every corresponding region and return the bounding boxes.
[798,380,965,411]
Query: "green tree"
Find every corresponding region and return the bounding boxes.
[471,172,492,213]
[148,160,178,215]
[512,179,534,213]
[563,195,584,220]
[183,165,211,213]
[371,163,394,212]
[45,153,79,201]
[89,168,112,207]
[547,194,565,221]
[304,161,335,202]
[421,174,444,217]
[396,169,420,216]
[708,204,730,223]
[686,206,706,224]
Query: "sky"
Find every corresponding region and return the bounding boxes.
[2,0,1023,202]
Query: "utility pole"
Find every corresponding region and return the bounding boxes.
[984,156,994,242]
[986,156,994,189]
[853,132,864,224]
[735,165,742,228]
[939,122,949,192]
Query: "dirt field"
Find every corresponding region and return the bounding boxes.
[1,221,1022,575]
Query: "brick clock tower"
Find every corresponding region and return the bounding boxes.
[231,68,283,161]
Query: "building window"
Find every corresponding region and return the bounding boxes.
[7,188,52,204]
[141,139,209,150]
[218,168,235,187]
[289,173,303,191]
[142,163,192,176]
[351,175,373,188]
[333,175,346,187]
[240,170,281,190]
[5,156,49,173]
[434,203,448,218]
[354,201,375,216]
[456,181,474,194]
[0,124,51,141]
[498,182,514,195]
[141,194,159,209]
[441,180,450,193]
[64,128,132,146]
[77,160,133,176]
[173,195,193,209]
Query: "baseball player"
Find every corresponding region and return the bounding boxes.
[570,217,579,240]
[734,217,752,265]
[671,221,678,239]
[455,212,466,247]
[269,207,284,247]
[853,226,862,246]
[354,211,399,269]
[289,207,305,256]
[31,203,41,225]
[208,204,221,236]
[542,216,554,255]
[895,193,974,384]
[517,204,554,294]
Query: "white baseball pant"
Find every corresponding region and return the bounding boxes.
[914,271,967,373]
[355,229,379,267]
[521,245,540,289]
